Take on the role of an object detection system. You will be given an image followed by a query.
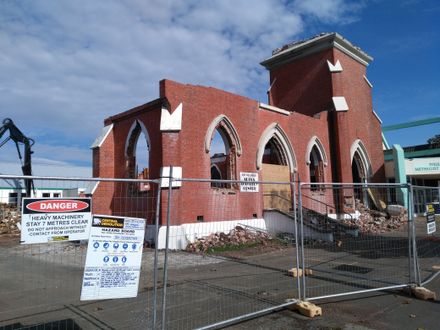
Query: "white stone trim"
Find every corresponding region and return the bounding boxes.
[91,182,100,195]
[332,96,349,111]
[305,136,328,166]
[124,120,151,158]
[160,102,182,131]
[259,102,290,116]
[333,40,370,66]
[327,60,343,72]
[363,75,373,88]
[350,139,372,179]
[256,123,297,172]
[373,110,382,123]
[90,124,113,148]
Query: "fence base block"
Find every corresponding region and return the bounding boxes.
[290,301,322,318]
[411,286,436,300]
[288,268,313,277]
[432,265,440,271]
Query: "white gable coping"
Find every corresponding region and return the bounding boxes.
[373,110,382,123]
[90,124,113,149]
[259,103,290,116]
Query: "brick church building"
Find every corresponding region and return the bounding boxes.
[91,33,385,248]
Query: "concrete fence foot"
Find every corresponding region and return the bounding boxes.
[287,267,313,277]
[410,286,436,300]
[289,301,322,318]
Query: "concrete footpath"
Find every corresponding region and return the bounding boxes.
[227,276,440,330]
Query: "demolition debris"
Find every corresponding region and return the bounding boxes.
[186,225,272,253]
[0,203,21,236]
[342,201,408,234]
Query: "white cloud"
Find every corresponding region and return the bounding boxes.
[293,0,366,24]
[0,0,366,171]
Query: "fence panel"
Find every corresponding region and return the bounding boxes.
[3,174,429,329]
[412,185,440,285]
[299,183,412,301]
[0,176,160,330]
[160,178,300,329]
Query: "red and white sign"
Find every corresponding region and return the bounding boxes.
[26,200,89,213]
[21,197,92,244]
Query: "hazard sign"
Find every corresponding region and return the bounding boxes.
[21,198,92,244]
[80,215,145,301]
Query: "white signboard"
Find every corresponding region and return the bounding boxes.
[80,215,145,301]
[240,172,259,192]
[21,198,92,244]
[406,158,440,176]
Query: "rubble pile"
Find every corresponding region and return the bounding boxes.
[342,201,408,234]
[186,225,271,253]
[0,203,21,235]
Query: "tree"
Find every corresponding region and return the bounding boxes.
[427,134,440,144]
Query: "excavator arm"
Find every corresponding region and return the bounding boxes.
[0,118,35,196]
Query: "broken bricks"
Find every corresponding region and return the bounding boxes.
[0,203,21,236]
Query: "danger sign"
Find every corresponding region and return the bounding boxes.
[21,197,92,244]
[26,200,89,212]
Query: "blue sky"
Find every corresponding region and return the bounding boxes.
[0,0,439,176]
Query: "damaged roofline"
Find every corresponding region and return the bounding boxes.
[104,97,167,125]
[260,32,373,70]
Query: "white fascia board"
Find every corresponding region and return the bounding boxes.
[332,96,349,112]
[259,103,290,116]
[90,124,113,149]
[333,41,370,66]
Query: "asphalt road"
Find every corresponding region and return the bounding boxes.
[0,233,439,330]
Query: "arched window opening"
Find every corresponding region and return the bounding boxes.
[352,152,365,184]
[263,138,287,165]
[350,139,372,206]
[352,151,369,204]
[126,121,150,192]
[210,126,236,188]
[309,145,324,191]
[211,165,222,180]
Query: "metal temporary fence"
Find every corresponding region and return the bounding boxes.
[298,182,416,302]
[0,174,161,330]
[159,177,301,329]
[412,185,440,287]
[0,174,302,330]
[1,174,439,330]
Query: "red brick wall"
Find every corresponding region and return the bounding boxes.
[158,80,335,224]
[92,102,163,223]
[269,49,334,115]
[331,48,385,183]
[92,43,385,226]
